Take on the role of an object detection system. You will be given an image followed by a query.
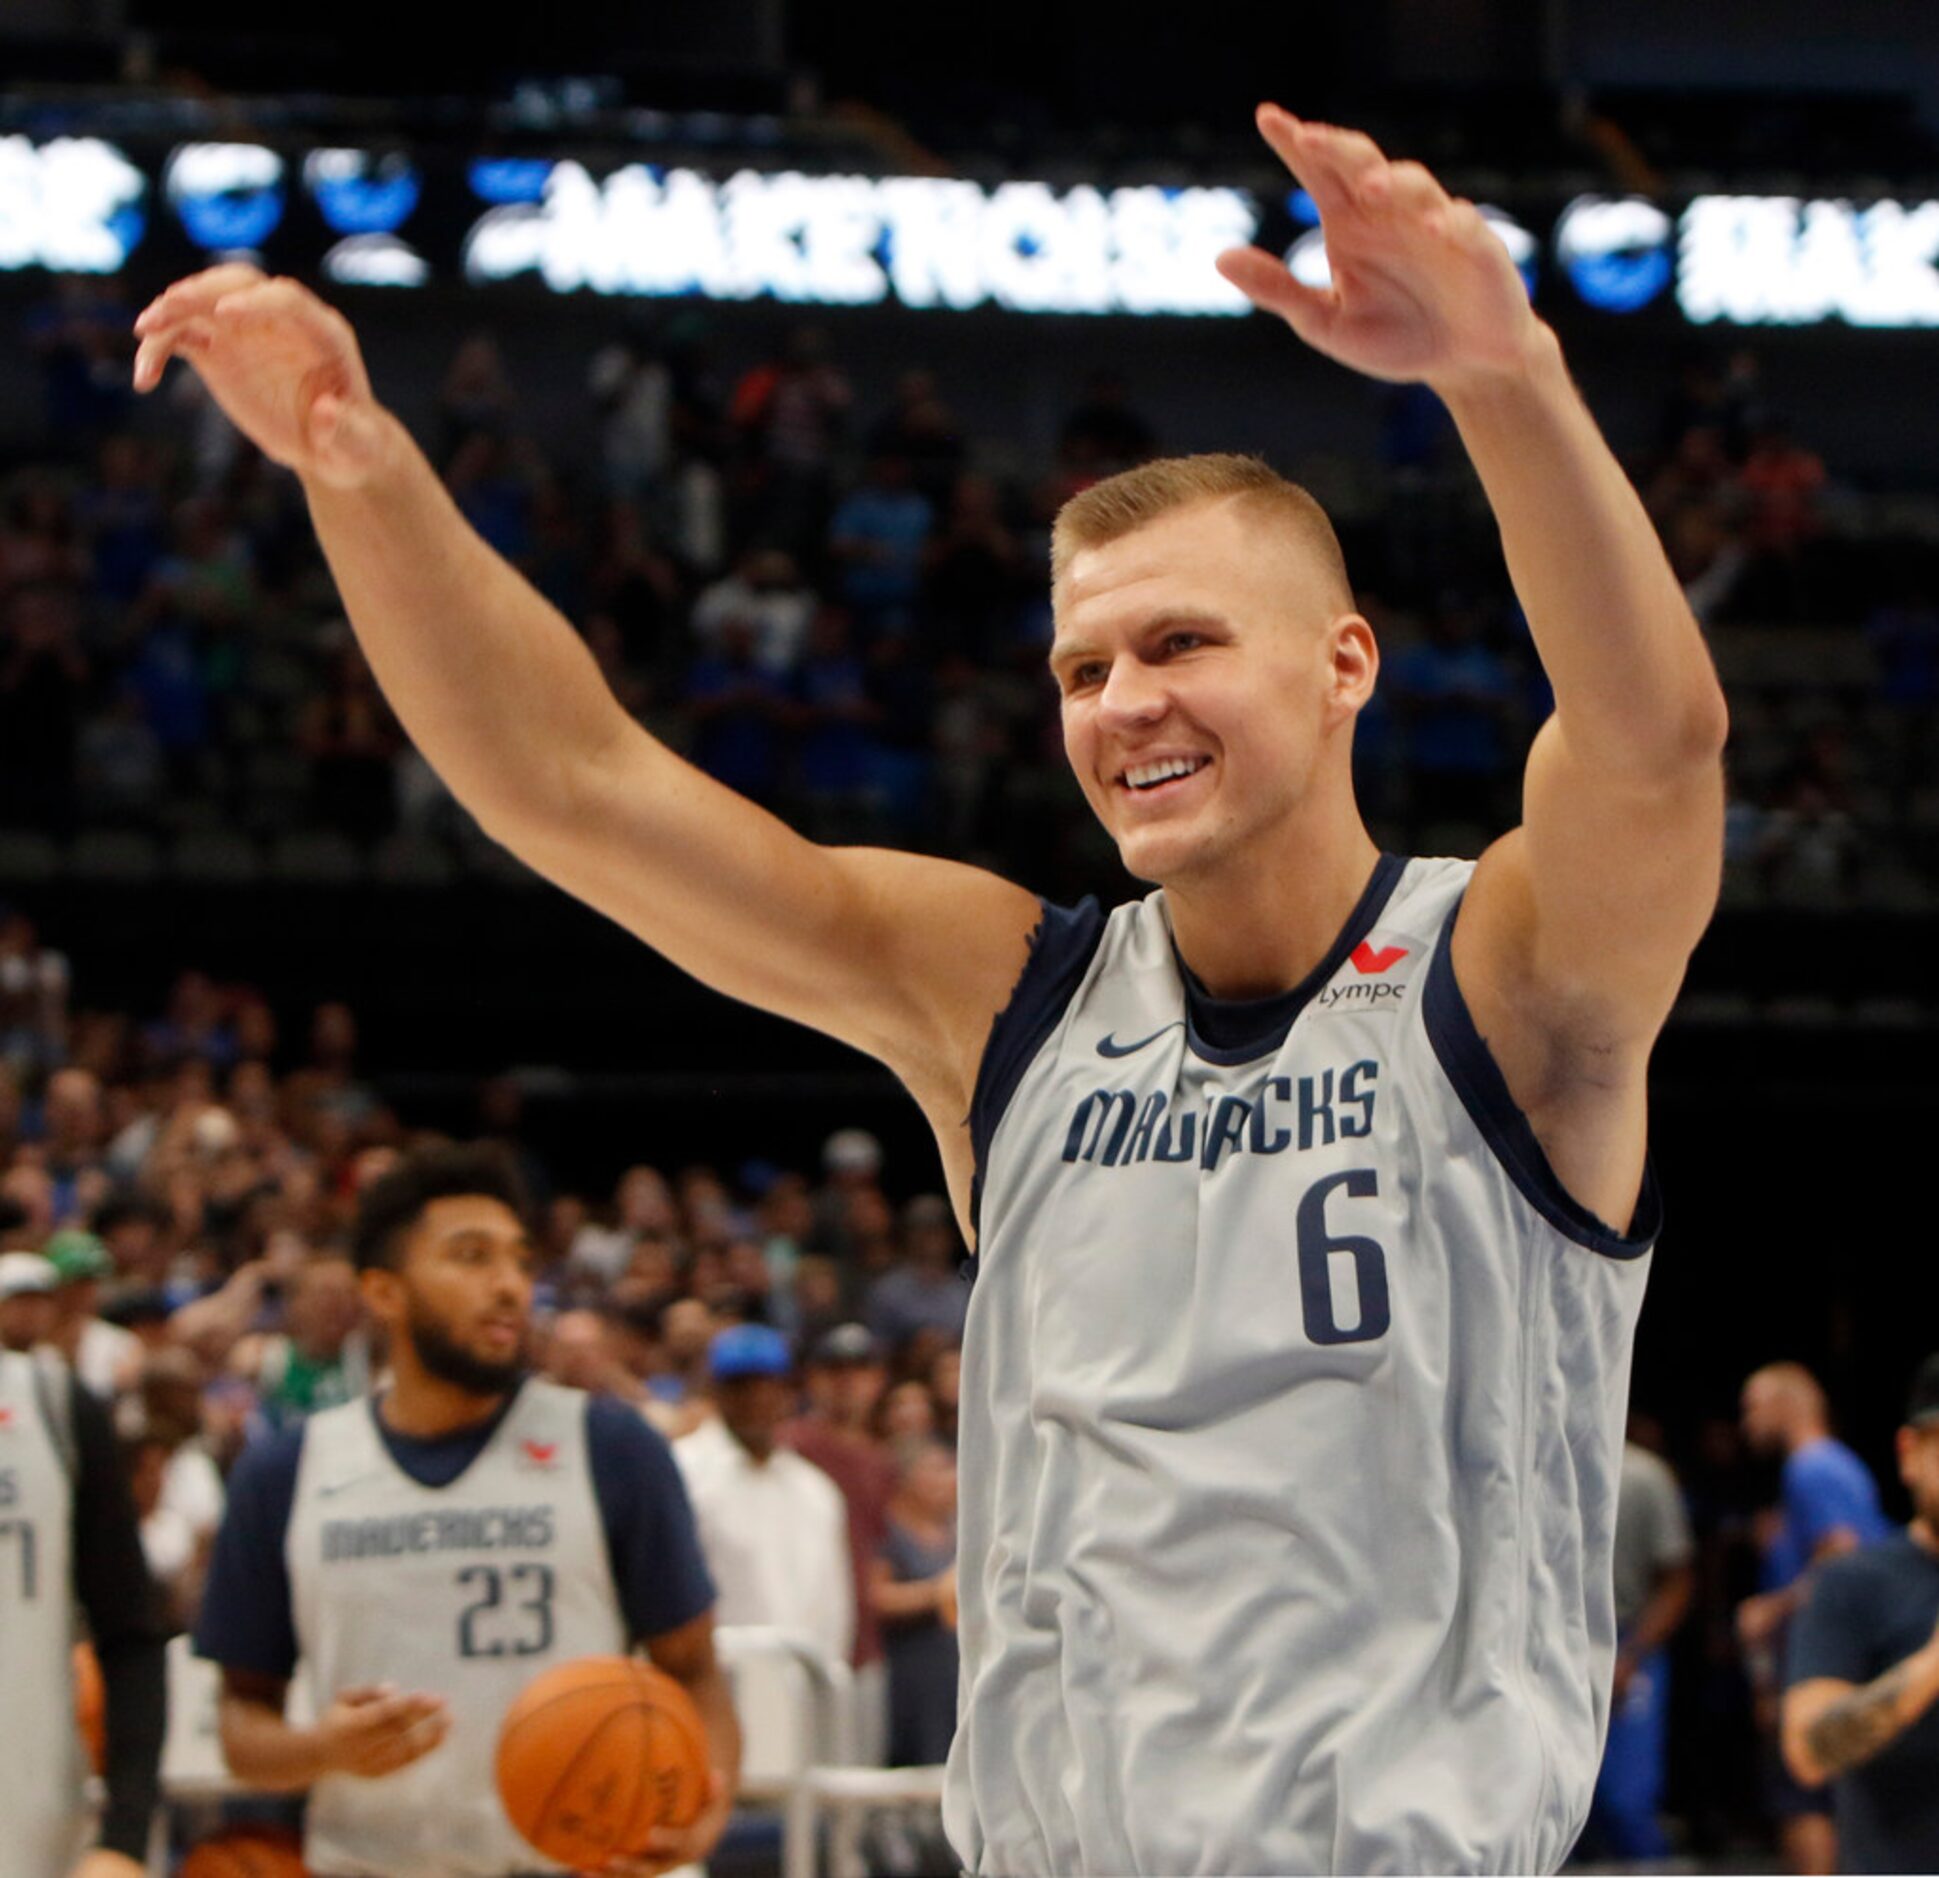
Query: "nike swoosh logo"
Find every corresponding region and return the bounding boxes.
[317,1475,374,1499]
[1096,1023,1183,1058]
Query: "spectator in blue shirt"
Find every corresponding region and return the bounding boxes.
[830,453,933,637]
[1783,1354,1939,1875]
[1741,1361,1891,1874]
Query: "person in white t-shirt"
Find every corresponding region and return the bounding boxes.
[675,1325,854,1677]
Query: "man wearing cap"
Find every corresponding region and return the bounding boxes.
[0,1249,61,1353]
[0,1251,169,1878]
[1782,1356,1939,1873]
[786,1324,897,1763]
[44,1229,142,1399]
[675,1325,854,1681]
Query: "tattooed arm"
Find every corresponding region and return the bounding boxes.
[1783,1626,1939,1786]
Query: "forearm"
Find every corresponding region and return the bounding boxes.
[1803,1644,1939,1779]
[872,1575,947,1621]
[685,1660,742,1795]
[1439,327,1728,777]
[301,415,645,841]
[1623,1568,1695,1664]
[218,1695,334,1791]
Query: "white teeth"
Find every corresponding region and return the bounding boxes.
[1124,757,1206,790]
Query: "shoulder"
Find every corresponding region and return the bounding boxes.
[231,1420,308,1497]
[783,1449,848,1514]
[585,1393,683,1486]
[968,895,1111,1201]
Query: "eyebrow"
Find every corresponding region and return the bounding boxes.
[1048,609,1231,674]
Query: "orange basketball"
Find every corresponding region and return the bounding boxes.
[178,1827,309,1878]
[72,1642,104,1773]
[496,1655,710,1870]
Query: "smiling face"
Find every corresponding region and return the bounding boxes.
[1051,495,1374,889]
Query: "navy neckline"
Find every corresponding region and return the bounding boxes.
[1173,853,1408,1066]
[369,1379,524,1490]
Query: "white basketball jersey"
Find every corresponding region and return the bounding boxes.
[948,857,1658,1876]
[0,1350,85,1878]
[286,1381,628,1877]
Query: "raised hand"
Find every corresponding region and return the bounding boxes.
[1215,104,1543,394]
[132,266,391,489]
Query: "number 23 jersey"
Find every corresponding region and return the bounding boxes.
[286,1380,627,1877]
[949,854,1660,1878]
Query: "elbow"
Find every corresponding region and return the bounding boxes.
[1691,681,1731,765]
[1782,1729,1830,1791]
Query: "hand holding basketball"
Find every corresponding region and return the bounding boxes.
[496,1656,721,1874]
[132,266,393,491]
[314,1682,452,1779]
[1215,105,1546,394]
[68,1855,148,1878]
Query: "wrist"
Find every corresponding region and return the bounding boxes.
[1430,320,1565,418]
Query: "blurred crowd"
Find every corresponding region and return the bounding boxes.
[0,917,967,1801]
[4,278,1938,908]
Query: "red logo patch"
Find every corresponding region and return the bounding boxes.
[1350,941,1408,975]
[520,1439,558,1468]
[0,1406,13,1430]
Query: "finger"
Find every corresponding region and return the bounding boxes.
[132,323,209,393]
[1213,247,1340,349]
[1254,107,1388,217]
[1364,159,1448,218]
[134,263,268,335]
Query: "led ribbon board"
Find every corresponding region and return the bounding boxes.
[3,136,1937,328]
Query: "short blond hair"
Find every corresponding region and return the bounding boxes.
[1050,453,1353,609]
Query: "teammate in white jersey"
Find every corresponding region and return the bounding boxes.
[0,1255,168,1878]
[136,103,1726,1874]
[194,1145,740,1878]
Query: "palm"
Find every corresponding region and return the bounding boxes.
[1216,106,1540,390]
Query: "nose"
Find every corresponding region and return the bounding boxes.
[492,1249,532,1307]
[1095,656,1169,728]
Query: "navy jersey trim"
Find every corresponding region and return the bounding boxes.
[584,1393,717,1642]
[193,1421,308,1679]
[367,1386,521,1489]
[1177,852,1408,1066]
[968,896,1109,1249]
[1422,892,1661,1260]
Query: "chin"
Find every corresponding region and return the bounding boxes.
[1115,822,1220,889]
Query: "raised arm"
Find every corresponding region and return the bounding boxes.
[1218,109,1727,1227]
[132,271,1039,1135]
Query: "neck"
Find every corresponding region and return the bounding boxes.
[728,1427,774,1464]
[379,1346,511,1440]
[1910,1518,1938,1555]
[1164,808,1382,999]
[1787,1421,1829,1457]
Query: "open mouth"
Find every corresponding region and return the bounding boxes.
[1117,755,1212,796]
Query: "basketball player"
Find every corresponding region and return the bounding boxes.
[193,1145,739,1877]
[0,1257,169,1878]
[137,103,1727,1873]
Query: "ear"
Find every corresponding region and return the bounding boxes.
[359,1264,404,1330]
[1327,613,1379,723]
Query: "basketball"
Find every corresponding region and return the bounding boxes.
[178,1828,309,1878]
[495,1655,710,1868]
[71,1643,104,1774]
